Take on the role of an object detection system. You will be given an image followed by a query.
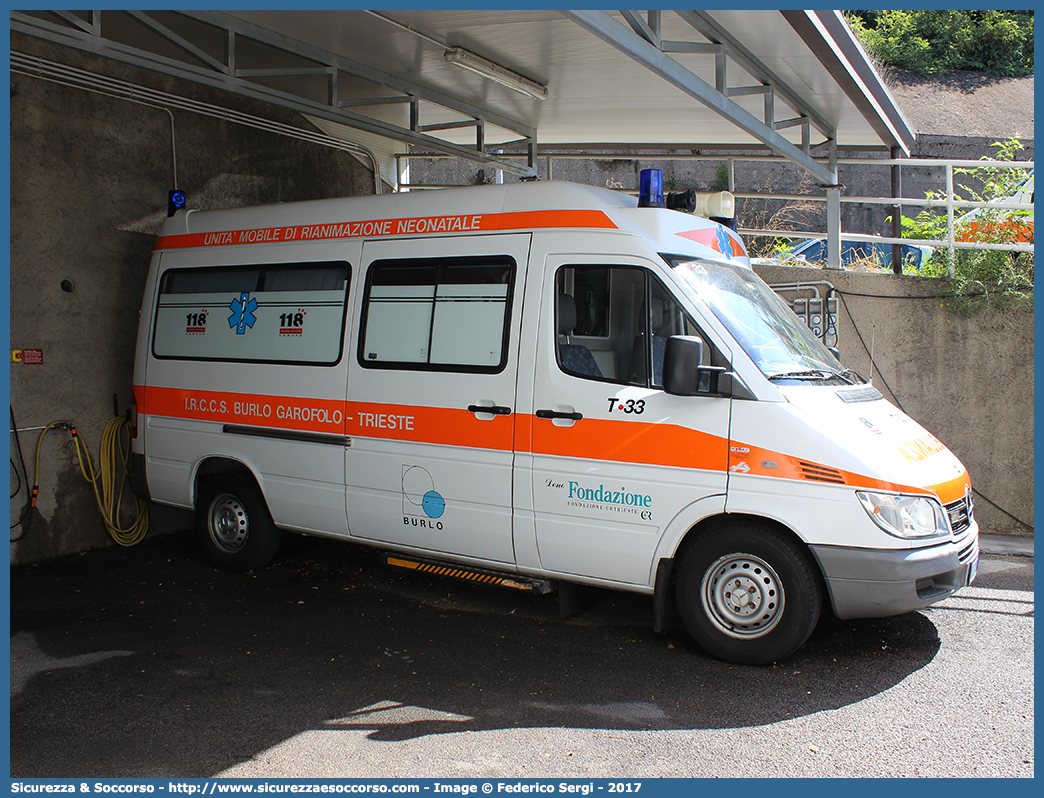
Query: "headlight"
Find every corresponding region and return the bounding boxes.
[856,491,950,540]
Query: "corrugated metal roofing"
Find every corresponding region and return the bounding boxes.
[11,9,916,187]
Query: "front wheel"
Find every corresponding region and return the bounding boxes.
[676,522,822,665]
[196,474,282,573]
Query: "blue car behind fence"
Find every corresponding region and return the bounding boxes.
[786,238,933,270]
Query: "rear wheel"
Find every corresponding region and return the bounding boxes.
[676,522,822,665]
[196,474,282,572]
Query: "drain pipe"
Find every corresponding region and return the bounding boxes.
[11,51,383,194]
[165,107,179,190]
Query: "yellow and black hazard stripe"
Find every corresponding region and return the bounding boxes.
[385,555,552,593]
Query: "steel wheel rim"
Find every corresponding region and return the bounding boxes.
[701,553,784,639]
[208,492,249,553]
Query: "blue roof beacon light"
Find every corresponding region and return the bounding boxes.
[167,189,187,217]
[638,169,665,208]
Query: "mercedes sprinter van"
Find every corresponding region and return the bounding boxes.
[131,178,978,664]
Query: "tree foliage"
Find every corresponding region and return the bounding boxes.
[896,138,1033,315]
[846,10,1034,77]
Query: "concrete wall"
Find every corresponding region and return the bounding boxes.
[9,36,376,564]
[751,263,1034,538]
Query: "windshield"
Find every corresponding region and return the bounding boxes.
[668,257,858,384]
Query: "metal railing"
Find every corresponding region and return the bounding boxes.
[397,151,1033,274]
[734,156,1033,274]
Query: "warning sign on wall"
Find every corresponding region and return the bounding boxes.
[12,349,43,364]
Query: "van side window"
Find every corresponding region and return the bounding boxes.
[153,261,350,365]
[360,256,514,372]
[556,265,711,387]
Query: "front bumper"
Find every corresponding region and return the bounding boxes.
[811,529,979,620]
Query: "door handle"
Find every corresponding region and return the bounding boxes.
[468,404,512,416]
[535,409,583,421]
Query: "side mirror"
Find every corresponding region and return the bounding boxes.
[663,335,730,397]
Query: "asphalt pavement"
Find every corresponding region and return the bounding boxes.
[9,529,1034,778]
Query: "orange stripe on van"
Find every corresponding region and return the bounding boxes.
[925,471,971,505]
[138,386,967,500]
[345,402,514,451]
[139,386,348,435]
[483,209,618,231]
[828,467,968,503]
[136,388,516,449]
[727,438,968,499]
[527,416,729,471]
[154,209,617,250]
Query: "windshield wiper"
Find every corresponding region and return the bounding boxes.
[838,368,865,385]
[768,369,828,381]
[768,368,854,383]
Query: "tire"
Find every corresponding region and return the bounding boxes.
[675,522,822,665]
[195,474,282,573]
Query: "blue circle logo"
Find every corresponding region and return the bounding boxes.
[422,491,445,519]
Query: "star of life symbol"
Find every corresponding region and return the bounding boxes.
[714,226,734,259]
[229,292,258,334]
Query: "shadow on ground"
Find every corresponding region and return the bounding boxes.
[11,532,943,777]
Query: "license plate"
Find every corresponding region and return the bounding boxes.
[966,553,979,585]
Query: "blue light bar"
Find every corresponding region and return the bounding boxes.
[638,169,664,208]
[167,189,187,217]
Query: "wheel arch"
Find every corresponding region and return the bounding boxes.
[653,510,830,631]
[674,512,816,570]
[193,456,262,508]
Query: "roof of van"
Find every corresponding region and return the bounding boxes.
[164,181,636,237]
[157,180,750,267]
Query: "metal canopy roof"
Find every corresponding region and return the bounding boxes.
[11,9,915,189]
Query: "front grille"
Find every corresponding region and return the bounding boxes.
[916,579,954,600]
[946,495,973,535]
[957,541,977,565]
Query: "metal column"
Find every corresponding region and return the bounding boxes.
[891,146,903,274]
[825,186,842,270]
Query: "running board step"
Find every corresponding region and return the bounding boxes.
[384,555,555,594]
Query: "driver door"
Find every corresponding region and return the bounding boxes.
[522,257,732,586]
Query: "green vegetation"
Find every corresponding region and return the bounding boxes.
[896,138,1033,315]
[846,10,1034,77]
[712,162,730,193]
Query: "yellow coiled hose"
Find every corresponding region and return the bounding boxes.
[33,417,149,546]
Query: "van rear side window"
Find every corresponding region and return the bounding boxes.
[153,262,350,365]
[360,256,514,372]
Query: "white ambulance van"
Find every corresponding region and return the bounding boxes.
[131,175,979,664]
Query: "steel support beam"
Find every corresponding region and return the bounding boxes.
[10,10,538,178]
[51,10,97,36]
[563,10,837,185]
[675,10,835,145]
[781,10,914,156]
[187,10,534,140]
[124,10,227,74]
